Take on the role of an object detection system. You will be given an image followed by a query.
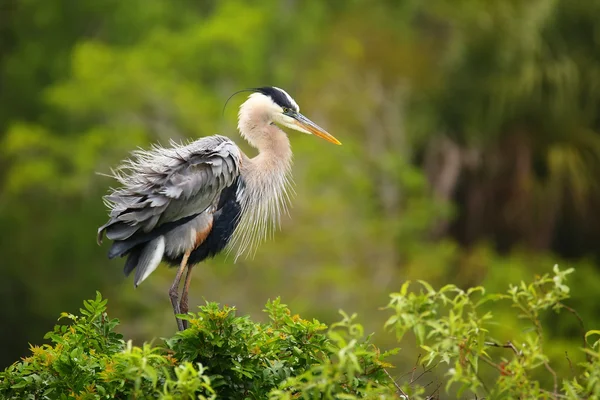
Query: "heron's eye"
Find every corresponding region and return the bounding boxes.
[282,107,289,114]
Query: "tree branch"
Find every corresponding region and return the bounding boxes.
[484,340,521,356]
[383,368,410,399]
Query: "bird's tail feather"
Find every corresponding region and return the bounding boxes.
[130,236,165,287]
[123,247,141,277]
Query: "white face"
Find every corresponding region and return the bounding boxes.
[273,112,312,135]
[271,101,341,145]
[241,89,341,145]
[265,88,309,134]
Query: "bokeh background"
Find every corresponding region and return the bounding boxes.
[1,0,600,390]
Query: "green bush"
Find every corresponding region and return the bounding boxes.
[2,266,599,399]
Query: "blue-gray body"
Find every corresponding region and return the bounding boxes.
[97,136,244,286]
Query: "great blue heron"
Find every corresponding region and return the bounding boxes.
[97,87,340,330]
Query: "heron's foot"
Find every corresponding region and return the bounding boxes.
[169,288,185,331]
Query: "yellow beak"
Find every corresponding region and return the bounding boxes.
[293,113,342,145]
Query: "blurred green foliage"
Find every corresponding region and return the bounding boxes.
[1,0,600,396]
[0,293,396,399]
[2,270,600,398]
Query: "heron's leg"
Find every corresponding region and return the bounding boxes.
[169,250,191,331]
[179,263,195,330]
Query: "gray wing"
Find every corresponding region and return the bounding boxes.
[97,135,242,247]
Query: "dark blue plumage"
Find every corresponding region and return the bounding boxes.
[108,213,199,260]
[254,87,299,111]
[166,177,242,266]
[119,178,242,278]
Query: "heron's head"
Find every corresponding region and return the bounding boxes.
[238,86,341,145]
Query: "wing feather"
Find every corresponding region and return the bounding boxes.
[97,135,242,245]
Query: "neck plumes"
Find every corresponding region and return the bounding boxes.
[230,97,294,259]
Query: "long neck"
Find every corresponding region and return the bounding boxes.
[237,98,293,174]
[247,126,293,174]
[231,99,294,259]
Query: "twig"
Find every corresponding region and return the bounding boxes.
[542,358,558,399]
[422,380,435,390]
[397,368,417,381]
[426,382,442,400]
[484,341,521,356]
[479,355,508,375]
[468,360,490,394]
[397,354,421,382]
[532,318,558,399]
[383,368,410,399]
[565,351,575,377]
[411,353,422,383]
[412,362,438,384]
[540,389,568,399]
[557,302,589,362]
